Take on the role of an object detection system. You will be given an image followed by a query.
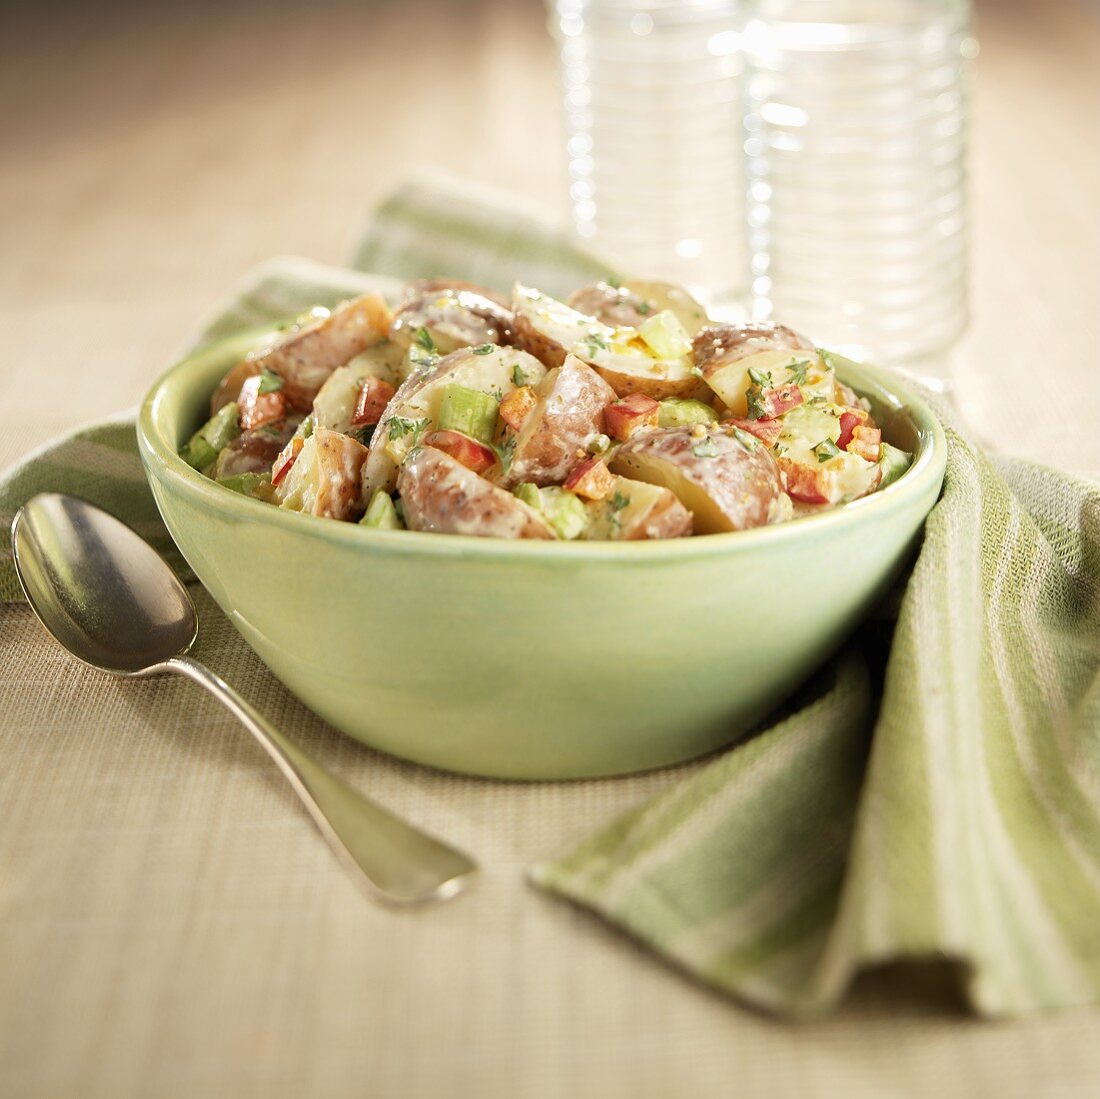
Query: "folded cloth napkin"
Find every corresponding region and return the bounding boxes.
[4,177,1100,1019]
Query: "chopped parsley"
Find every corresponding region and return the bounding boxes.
[415,326,436,352]
[636,301,652,315]
[747,366,773,389]
[608,490,630,534]
[495,432,516,472]
[814,440,841,463]
[511,363,528,387]
[785,359,810,387]
[606,276,622,289]
[409,345,440,373]
[257,368,284,394]
[352,424,376,447]
[817,347,841,371]
[388,416,430,443]
[472,343,494,356]
[746,386,767,421]
[581,331,609,356]
[692,437,720,459]
[731,426,759,451]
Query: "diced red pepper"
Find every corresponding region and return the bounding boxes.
[759,384,804,419]
[563,456,615,500]
[271,435,304,486]
[836,407,870,451]
[848,424,882,463]
[424,430,497,475]
[605,393,660,441]
[351,376,396,427]
[723,416,783,448]
[499,386,538,432]
[777,457,830,505]
[238,374,287,432]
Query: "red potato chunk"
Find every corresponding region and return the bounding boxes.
[246,294,392,412]
[211,359,261,416]
[237,374,287,432]
[610,426,783,534]
[398,447,554,539]
[497,355,617,490]
[691,322,814,373]
[352,376,396,427]
[214,417,301,479]
[390,288,514,353]
[273,429,370,521]
[583,475,693,541]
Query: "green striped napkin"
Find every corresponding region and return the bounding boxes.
[4,176,1100,1018]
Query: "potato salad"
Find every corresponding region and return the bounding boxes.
[181,278,911,540]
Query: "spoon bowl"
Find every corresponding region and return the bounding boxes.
[12,493,197,674]
[11,492,477,905]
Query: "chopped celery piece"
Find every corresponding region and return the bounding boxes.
[202,401,242,452]
[181,435,217,472]
[216,471,271,498]
[878,442,912,488]
[658,398,719,429]
[513,482,541,510]
[779,405,841,448]
[515,483,586,539]
[361,489,403,529]
[437,385,500,444]
[535,486,588,540]
[182,401,240,471]
[638,310,692,360]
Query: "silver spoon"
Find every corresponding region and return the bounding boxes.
[11,492,477,905]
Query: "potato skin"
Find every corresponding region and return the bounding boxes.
[610,426,782,534]
[567,280,710,335]
[398,447,554,539]
[590,360,710,402]
[512,307,568,369]
[497,355,617,490]
[211,359,261,415]
[247,294,393,411]
[691,322,814,375]
[390,288,514,354]
[363,344,547,498]
[583,475,692,540]
[273,428,370,521]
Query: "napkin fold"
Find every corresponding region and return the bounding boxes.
[4,176,1100,1018]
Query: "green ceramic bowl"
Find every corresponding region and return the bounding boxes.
[138,331,946,779]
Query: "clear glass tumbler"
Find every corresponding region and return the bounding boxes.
[551,0,749,302]
[743,0,976,365]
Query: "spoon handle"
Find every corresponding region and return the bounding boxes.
[163,655,477,905]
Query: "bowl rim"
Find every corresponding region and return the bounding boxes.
[138,329,948,563]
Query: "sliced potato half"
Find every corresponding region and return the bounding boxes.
[610,426,782,534]
[498,355,617,489]
[363,344,547,497]
[274,428,370,521]
[398,446,554,539]
[582,475,692,541]
[513,284,709,401]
